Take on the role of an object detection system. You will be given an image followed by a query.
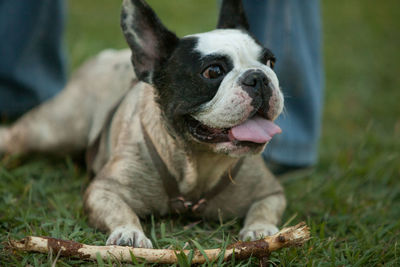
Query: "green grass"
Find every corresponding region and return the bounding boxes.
[1,0,400,266]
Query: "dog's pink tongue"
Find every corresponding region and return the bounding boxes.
[230,116,281,143]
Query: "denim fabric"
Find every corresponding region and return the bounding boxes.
[243,0,324,166]
[0,0,67,117]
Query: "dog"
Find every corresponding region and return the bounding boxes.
[0,0,285,248]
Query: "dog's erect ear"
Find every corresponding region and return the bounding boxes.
[121,0,179,83]
[217,0,249,30]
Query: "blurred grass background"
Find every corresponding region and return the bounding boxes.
[67,0,219,69]
[1,0,400,266]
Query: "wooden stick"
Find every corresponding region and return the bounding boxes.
[8,222,310,264]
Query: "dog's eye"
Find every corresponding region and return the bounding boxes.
[266,59,275,69]
[202,65,224,79]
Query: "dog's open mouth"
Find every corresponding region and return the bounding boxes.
[187,114,281,145]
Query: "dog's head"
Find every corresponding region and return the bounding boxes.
[121,0,284,156]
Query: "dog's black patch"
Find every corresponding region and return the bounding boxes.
[152,37,234,140]
[258,48,276,68]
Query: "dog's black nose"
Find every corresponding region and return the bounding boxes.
[241,70,269,88]
[240,70,273,119]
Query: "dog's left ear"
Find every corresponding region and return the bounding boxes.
[121,0,179,83]
[217,0,249,30]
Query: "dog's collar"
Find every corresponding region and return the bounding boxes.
[141,122,243,215]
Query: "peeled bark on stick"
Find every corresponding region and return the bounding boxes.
[8,222,310,264]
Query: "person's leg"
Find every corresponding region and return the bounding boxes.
[243,0,324,170]
[0,0,67,118]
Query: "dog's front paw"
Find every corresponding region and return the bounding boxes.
[106,225,153,248]
[239,223,279,241]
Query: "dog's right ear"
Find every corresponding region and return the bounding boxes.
[217,0,249,31]
[121,0,179,83]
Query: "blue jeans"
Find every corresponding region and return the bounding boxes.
[243,0,324,166]
[0,0,67,118]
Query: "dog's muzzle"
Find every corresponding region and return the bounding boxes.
[240,70,273,120]
[187,69,282,146]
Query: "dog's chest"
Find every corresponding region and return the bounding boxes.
[178,152,236,198]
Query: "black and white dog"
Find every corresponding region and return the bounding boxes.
[0,0,285,248]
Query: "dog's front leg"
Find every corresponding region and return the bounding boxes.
[84,178,153,248]
[239,193,286,241]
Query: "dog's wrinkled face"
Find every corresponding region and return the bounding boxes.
[154,30,283,155]
[121,0,284,156]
